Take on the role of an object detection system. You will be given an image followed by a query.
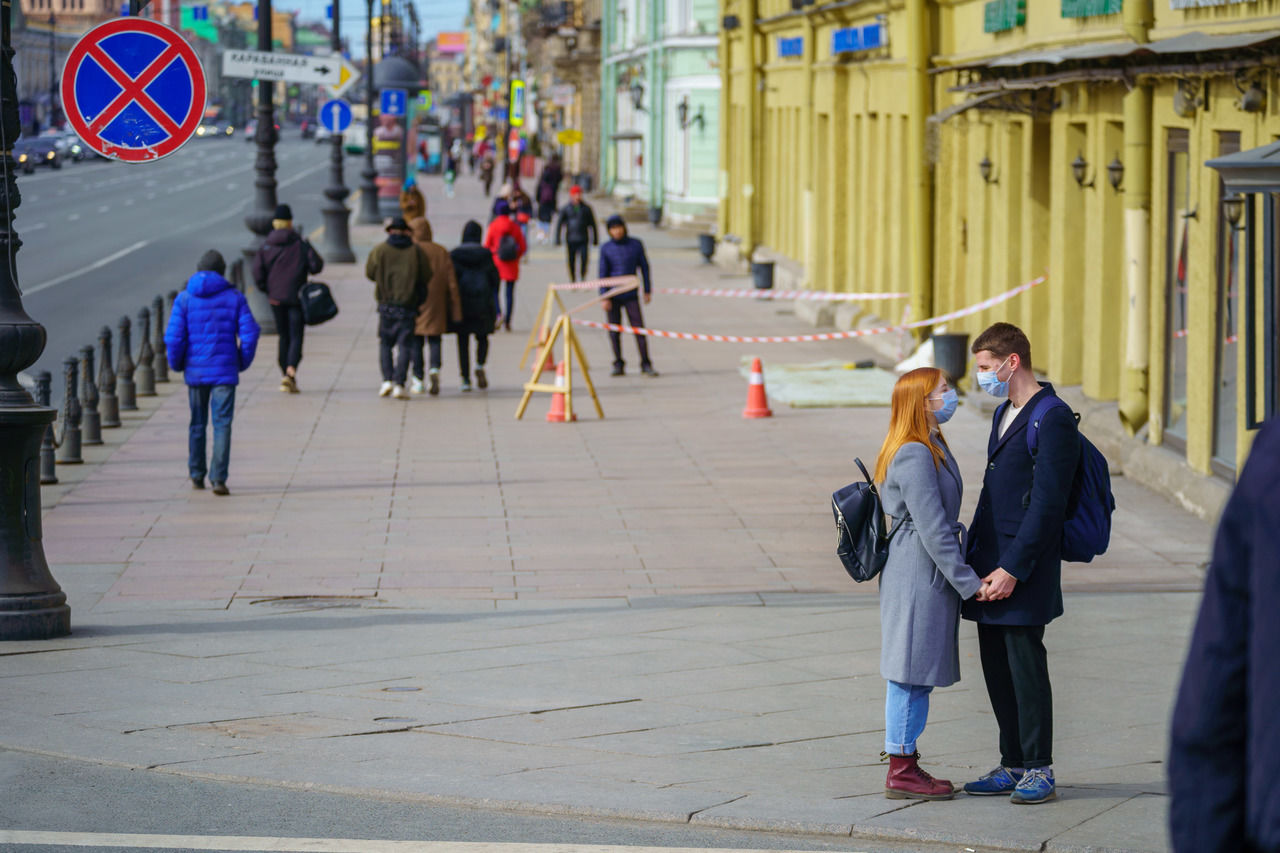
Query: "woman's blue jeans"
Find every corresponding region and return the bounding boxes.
[885,681,933,755]
[188,384,235,484]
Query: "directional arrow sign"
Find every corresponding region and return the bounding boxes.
[222,49,360,96]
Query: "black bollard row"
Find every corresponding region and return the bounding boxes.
[152,295,169,383]
[98,325,120,428]
[135,306,156,397]
[117,315,137,412]
[54,357,82,465]
[35,371,57,485]
[80,345,101,446]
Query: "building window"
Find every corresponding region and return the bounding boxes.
[665,0,692,35]
[1164,128,1191,449]
[1213,131,1241,474]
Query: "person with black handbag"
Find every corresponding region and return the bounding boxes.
[251,203,324,394]
[874,366,986,801]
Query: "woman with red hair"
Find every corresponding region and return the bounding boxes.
[874,367,986,801]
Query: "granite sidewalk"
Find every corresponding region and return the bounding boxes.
[1,174,1216,852]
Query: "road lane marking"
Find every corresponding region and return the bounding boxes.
[25,222,47,232]
[68,213,80,221]
[0,834,864,853]
[97,205,109,213]
[24,240,150,295]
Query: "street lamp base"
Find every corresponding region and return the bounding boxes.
[321,207,356,263]
[0,591,69,641]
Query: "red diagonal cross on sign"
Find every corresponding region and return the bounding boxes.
[85,41,182,138]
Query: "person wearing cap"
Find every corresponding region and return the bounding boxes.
[483,199,527,331]
[598,215,657,376]
[554,185,598,283]
[165,250,260,497]
[366,217,433,399]
[251,203,324,394]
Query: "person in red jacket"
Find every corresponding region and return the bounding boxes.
[483,199,526,331]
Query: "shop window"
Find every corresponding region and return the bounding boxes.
[1213,132,1241,474]
[1164,128,1191,449]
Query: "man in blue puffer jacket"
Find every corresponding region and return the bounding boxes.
[598,215,657,377]
[165,250,260,496]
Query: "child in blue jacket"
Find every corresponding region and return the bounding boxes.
[165,250,260,496]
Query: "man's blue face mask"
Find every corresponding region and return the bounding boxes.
[976,356,1012,398]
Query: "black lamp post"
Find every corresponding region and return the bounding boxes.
[320,0,355,261]
[356,0,380,224]
[0,0,70,640]
[241,0,278,331]
[47,11,57,129]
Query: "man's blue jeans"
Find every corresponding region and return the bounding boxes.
[885,681,934,755]
[188,385,235,484]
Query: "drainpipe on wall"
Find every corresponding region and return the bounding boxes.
[741,0,758,259]
[906,0,933,337]
[801,13,816,287]
[648,0,664,223]
[717,9,730,238]
[1119,0,1153,434]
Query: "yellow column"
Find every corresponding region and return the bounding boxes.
[717,6,731,238]
[906,0,933,337]
[801,16,816,287]
[740,0,758,259]
[1119,0,1153,433]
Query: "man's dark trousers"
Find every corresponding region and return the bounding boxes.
[378,305,416,385]
[411,335,443,380]
[607,298,651,368]
[567,242,589,282]
[270,303,304,374]
[978,623,1053,769]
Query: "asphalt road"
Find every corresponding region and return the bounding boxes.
[0,750,968,853]
[15,133,340,405]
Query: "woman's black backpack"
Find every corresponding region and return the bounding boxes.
[832,458,903,582]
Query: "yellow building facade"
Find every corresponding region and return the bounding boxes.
[721,0,1280,481]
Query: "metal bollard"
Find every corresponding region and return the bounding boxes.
[153,295,169,383]
[35,371,57,485]
[98,325,120,428]
[135,306,156,397]
[81,344,101,446]
[117,315,137,411]
[55,357,83,465]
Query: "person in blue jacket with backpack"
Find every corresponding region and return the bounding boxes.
[165,250,260,496]
[960,322,1080,805]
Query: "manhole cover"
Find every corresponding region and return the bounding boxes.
[381,686,421,693]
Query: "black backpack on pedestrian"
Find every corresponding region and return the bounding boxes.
[299,281,339,326]
[832,458,903,582]
[498,234,520,262]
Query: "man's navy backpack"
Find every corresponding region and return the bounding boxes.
[832,458,904,582]
[1019,396,1117,563]
[497,233,520,262]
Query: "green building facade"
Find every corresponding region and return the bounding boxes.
[600,0,719,225]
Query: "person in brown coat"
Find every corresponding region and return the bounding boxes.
[408,216,462,395]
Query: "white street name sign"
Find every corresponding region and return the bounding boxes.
[222,50,360,96]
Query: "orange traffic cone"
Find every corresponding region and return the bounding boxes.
[546,361,577,423]
[742,357,773,419]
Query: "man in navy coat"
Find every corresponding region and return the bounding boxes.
[1169,417,1280,852]
[961,323,1080,804]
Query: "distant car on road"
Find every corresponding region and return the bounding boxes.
[40,129,77,161]
[196,120,235,139]
[343,122,368,155]
[314,124,333,143]
[15,137,60,171]
[244,119,280,142]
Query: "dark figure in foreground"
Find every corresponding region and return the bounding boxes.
[165,250,260,496]
[449,220,501,392]
[1169,417,1280,853]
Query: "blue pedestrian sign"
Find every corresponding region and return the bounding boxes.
[380,88,407,116]
[319,99,352,133]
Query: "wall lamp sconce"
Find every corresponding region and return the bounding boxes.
[1223,192,1246,228]
[678,96,705,131]
[1107,155,1124,192]
[630,79,646,112]
[978,155,997,185]
[1071,152,1094,189]
[1234,70,1267,113]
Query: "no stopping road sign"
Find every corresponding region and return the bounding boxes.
[61,18,207,163]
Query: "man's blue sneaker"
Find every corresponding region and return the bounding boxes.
[962,766,1023,796]
[1010,767,1056,804]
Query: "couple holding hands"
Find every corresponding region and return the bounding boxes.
[875,322,1080,806]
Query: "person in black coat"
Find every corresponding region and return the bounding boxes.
[960,323,1080,806]
[597,214,656,377]
[554,185,598,282]
[449,220,500,391]
[251,203,323,393]
[1169,416,1280,852]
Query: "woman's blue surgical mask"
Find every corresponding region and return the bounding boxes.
[933,388,959,424]
[976,356,1012,398]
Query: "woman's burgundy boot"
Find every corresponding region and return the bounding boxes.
[884,752,955,800]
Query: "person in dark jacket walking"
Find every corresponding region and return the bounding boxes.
[251,203,323,393]
[1169,416,1280,853]
[165,250,260,496]
[366,217,432,399]
[450,220,500,392]
[598,215,656,377]
[535,155,563,243]
[960,322,1080,806]
[555,185,598,282]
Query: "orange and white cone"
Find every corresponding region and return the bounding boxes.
[546,361,577,423]
[742,357,773,419]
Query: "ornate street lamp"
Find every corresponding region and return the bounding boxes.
[0,0,69,640]
[320,0,355,261]
[241,0,279,332]
[357,0,381,224]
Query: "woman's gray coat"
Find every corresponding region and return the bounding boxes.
[879,438,983,687]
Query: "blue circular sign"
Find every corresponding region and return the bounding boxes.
[320,99,353,134]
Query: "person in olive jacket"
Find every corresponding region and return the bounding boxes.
[366,217,431,399]
[554,185,598,282]
[1169,416,1280,853]
[251,203,323,393]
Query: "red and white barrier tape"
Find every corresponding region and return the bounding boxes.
[571,276,1047,344]
[551,281,907,300]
